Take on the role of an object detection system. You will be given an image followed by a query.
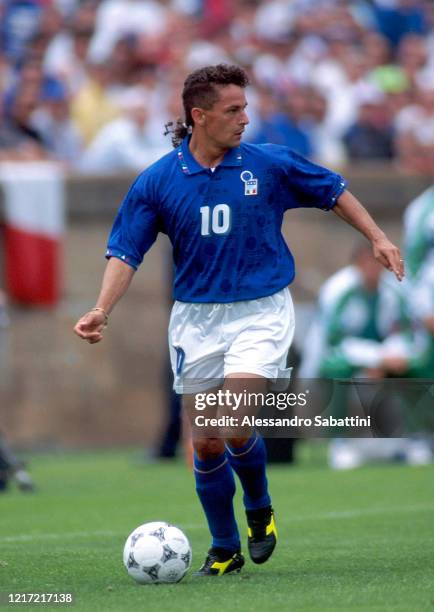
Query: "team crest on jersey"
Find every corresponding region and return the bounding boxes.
[240,170,258,196]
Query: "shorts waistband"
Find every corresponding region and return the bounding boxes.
[174,287,289,309]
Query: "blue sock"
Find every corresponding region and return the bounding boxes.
[194,453,240,552]
[226,435,271,511]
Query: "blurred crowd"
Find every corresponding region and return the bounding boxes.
[0,0,434,173]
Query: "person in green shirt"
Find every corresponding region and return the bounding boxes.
[399,185,434,379]
[300,243,412,379]
[299,242,431,469]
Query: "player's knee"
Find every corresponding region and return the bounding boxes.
[226,436,251,449]
[193,438,225,459]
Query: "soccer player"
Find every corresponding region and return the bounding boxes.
[74,64,404,576]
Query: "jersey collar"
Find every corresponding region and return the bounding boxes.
[178,136,243,175]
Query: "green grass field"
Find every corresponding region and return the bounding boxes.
[0,448,433,611]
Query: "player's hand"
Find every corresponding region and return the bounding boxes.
[372,237,404,281]
[73,310,107,344]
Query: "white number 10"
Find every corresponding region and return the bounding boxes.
[200,204,231,236]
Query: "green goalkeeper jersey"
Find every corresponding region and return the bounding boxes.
[403,186,434,378]
[300,266,411,378]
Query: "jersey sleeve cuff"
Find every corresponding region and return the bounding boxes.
[105,248,140,270]
[322,177,347,211]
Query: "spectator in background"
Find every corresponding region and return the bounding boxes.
[70,61,120,145]
[248,87,312,157]
[106,34,141,95]
[44,3,97,95]
[313,46,373,143]
[0,84,47,161]
[5,54,66,115]
[0,0,43,63]
[364,30,414,103]
[79,87,166,173]
[253,0,296,44]
[362,31,392,72]
[304,86,346,166]
[88,0,169,63]
[344,89,394,161]
[373,0,427,49]
[28,3,63,61]
[6,55,44,102]
[394,83,434,173]
[397,33,429,87]
[0,50,71,161]
[31,79,83,164]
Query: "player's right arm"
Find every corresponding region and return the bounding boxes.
[73,258,135,344]
[74,167,161,344]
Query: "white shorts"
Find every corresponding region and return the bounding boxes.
[168,287,295,394]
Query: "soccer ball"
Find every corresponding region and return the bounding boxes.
[123,522,192,584]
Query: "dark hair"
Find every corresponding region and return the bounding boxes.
[164,64,249,148]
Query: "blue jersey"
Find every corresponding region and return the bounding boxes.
[106,138,347,303]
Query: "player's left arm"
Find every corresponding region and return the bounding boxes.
[333,190,404,281]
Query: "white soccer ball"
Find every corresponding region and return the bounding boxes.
[123,521,192,584]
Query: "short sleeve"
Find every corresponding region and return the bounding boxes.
[105,171,160,269]
[278,148,347,211]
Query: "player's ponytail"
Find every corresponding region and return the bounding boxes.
[164,119,192,149]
